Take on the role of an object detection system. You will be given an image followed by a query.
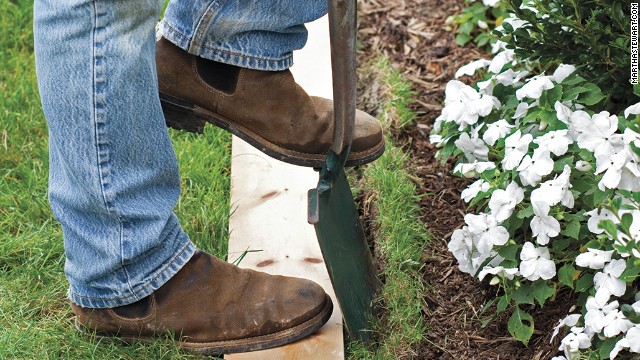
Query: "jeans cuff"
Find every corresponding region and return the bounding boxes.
[157,21,293,71]
[68,241,197,308]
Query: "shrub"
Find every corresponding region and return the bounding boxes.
[495,0,637,113]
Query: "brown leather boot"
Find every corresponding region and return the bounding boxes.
[156,38,384,167]
[72,251,333,355]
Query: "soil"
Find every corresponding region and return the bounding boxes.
[355,0,576,358]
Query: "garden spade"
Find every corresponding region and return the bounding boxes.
[307,0,380,341]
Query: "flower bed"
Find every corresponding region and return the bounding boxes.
[432,1,640,358]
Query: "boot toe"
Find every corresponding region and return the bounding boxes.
[352,109,384,156]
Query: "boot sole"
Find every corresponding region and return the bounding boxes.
[160,92,385,167]
[75,294,334,355]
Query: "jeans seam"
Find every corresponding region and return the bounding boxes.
[92,2,135,297]
[187,0,227,54]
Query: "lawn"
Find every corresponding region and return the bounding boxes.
[0,1,230,358]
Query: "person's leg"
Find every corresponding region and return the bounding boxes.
[155,0,385,167]
[33,1,332,353]
[34,0,196,308]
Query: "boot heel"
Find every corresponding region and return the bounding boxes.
[160,93,206,134]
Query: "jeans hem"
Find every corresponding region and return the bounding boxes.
[157,21,293,71]
[68,241,197,308]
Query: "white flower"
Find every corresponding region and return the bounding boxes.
[440,80,501,130]
[488,181,525,222]
[495,69,528,86]
[552,64,576,83]
[519,242,556,281]
[611,325,640,359]
[594,259,627,297]
[585,208,617,234]
[624,101,640,119]
[483,119,515,146]
[482,0,500,6]
[568,110,592,141]
[575,248,614,270]
[455,59,491,78]
[513,101,533,120]
[454,161,496,178]
[577,111,624,159]
[516,75,555,100]
[560,327,591,359]
[534,129,573,156]
[595,150,627,191]
[530,165,574,208]
[551,314,582,341]
[478,265,518,281]
[517,149,554,186]
[488,50,516,74]
[448,227,475,275]
[575,160,592,171]
[461,179,491,203]
[530,201,561,245]
[503,130,533,170]
[464,213,510,253]
[554,101,572,124]
[603,309,634,337]
[491,40,507,54]
[584,291,617,333]
[624,127,640,148]
[529,203,560,244]
[455,131,489,162]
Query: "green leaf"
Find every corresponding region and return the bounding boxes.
[508,307,534,345]
[497,243,519,262]
[512,284,534,305]
[540,85,563,108]
[620,259,640,282]
[497,295,510,314]
[562,85,590,101]
[575,273,595,292]
[558,263,576,289]
[455,33,472,47]
[599,336,619,359]
[516,205,533,219]
[560,219,581,240]
[577,83,606,106]
[600,219,619,238]
[634,84,640,97]
[532,281,555,306]
[621,304,640,324]
[562,75,587,86]
[551,237,572,252]
[622,213,633,231]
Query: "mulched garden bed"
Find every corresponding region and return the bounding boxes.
[356,0,575,358]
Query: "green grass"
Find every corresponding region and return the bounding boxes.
[348,57,430,359]
[0,0,229,358]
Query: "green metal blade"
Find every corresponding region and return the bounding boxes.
[308,166,379,341]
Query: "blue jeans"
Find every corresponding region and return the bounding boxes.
[33,0,326,308]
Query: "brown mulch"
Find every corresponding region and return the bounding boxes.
[356,0,575,359]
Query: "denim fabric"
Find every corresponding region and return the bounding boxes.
[33,0,325,309]
[34,0,196,308]
[159,0,328,70]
